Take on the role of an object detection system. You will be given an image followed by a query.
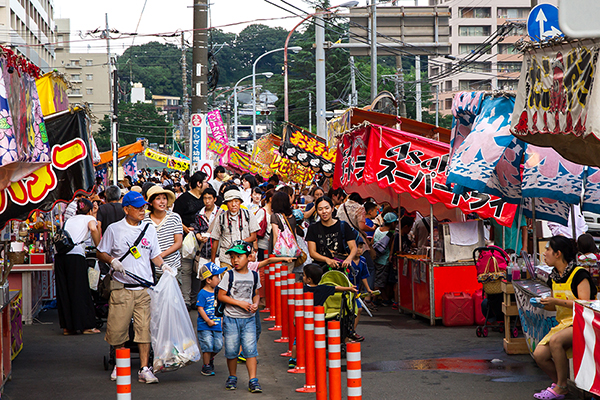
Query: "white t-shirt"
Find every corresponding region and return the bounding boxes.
[97,219,161,289]
[64,214,96,256]
[217,269,261,319]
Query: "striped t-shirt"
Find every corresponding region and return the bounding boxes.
[144,211,183,272]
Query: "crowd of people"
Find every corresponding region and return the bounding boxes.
[53,166,600,397]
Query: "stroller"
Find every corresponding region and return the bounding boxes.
[86,249,109,329]
[319,270,358,351]
[472,246,512,338]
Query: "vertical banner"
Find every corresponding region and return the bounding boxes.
[206,110,229,145]
[191,113,207,170]
[122,155,138,182]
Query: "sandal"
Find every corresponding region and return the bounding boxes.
[533,387,566,400]
[83,328,101,335]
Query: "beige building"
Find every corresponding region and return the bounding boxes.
[53,18,110,133]
[428,0,558,115]
[0,0,55,71]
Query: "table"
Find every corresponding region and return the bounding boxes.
[8,264,53,324]
[398,256,480,325]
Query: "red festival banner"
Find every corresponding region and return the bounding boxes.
[334,124,516,226]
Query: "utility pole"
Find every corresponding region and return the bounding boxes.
[315,8,326,139]
[181,32,189,154]
[308,92,312,132]
[370,0,378,102]
[192,0,208,160]
[415,55,422,122]
[105,14,118,185]
[350,56,357,107]
[396,56,406,117]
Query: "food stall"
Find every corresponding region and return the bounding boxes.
[333,122,517,325]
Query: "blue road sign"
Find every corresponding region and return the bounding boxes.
[527,4,564,41]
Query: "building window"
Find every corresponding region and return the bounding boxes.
[70,88,81,95]
[459,26,491,36]
[445,98,453,109]
[71,74,81,81]
[86,88,93,95]
[445,81,452,91]
[459,43,492,55]
[431,67,440,76]
[459,80,492,91]
[498,80,519,90]
[88,103,93,109]
[498,44,518,55]
[459,7,491,18]
[86,60,93,66]
[497,62,522,73]
[497,8,529,19]
[70,59,80,66]
[86,74,93,80]
[464,62,492,73]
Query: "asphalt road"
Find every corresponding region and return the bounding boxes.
[3,304,573,400]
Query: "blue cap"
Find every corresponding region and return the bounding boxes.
[199,262,226,280]
[122,191,148,208]
[383,212,398,224]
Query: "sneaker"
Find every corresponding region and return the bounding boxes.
[225,375,238,390]
[201,364,215,376]
[209,357,215,370]
[288,358,297,369]
[237,355,246,363]
[349,333,365,342]
[110,365,117,381]
[138,366,159,384]
[248,378,263,393]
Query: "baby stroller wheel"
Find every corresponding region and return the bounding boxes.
[499,325,505,334]
[482,327,488,337]
[511,327,519,338]
[476,327,482,337]
[103,355,109,371]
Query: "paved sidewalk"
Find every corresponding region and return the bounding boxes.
[2,304,570,400]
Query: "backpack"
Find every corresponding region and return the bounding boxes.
[52,228,85,255]
[214,269,259,318]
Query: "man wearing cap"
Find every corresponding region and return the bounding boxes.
[97,191,170,384]
[372,212,398,306]
[210,190,260,270]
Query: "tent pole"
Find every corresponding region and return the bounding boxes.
[398,194,402,314]
[532,199,537,266]
[429,203,435,326]
[570,204,577,240]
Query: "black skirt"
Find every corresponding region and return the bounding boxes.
[54,253,96,331]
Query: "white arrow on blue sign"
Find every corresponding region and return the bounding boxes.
[527,4,564,41]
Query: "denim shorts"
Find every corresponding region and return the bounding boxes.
[223,315,258,359]
[197,329,223,354]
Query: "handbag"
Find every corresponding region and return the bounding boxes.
[52,228,85,255]
[273,214,302,258]
[257,208,268,239]
[477,256,506,294]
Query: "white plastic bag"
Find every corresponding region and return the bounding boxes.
[88,260,100,291]
[181,232,199,259]
[149,270,200,372]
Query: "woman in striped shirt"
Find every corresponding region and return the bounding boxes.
[144,186,183,279]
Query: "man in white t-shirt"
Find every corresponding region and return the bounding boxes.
[97,191,169,384]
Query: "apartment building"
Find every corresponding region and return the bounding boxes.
[53,18,110,132]
[428,0,558,115]
[0,0,55,71]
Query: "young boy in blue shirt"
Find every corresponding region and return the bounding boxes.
[217,241,262,393]
[349,238,373,342]
[197,262,226,377]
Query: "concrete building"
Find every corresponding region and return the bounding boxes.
[428,0,558,115]
[0,0,55,71]
[53,18,110,132]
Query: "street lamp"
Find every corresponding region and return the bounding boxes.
[235,72,273,146]
[283,1,358,131]
[252,46,301,142]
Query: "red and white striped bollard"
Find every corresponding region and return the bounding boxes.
[346,341,362,400]
[116,348,131,399]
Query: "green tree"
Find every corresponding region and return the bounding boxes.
[95,102,172,151]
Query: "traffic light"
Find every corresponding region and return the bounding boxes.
[256,110,271,115]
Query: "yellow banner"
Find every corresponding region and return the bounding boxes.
[167,157,189,171]
[144,148,168,164]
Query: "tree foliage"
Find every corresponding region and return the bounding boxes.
[95,102,172,152]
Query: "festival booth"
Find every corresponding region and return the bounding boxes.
[333,122,517,325]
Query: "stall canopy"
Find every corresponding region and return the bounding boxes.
[510,41,600,168]
[0,108,95,228]
[447,91,600,225]
[327,107,452,147]
[333,123,516,226]
[96,140,144,166]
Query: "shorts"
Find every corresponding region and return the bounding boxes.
[105,288,151,346]
[223,315,258,359]
[197,329,223,354]
[374,263,390,288]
